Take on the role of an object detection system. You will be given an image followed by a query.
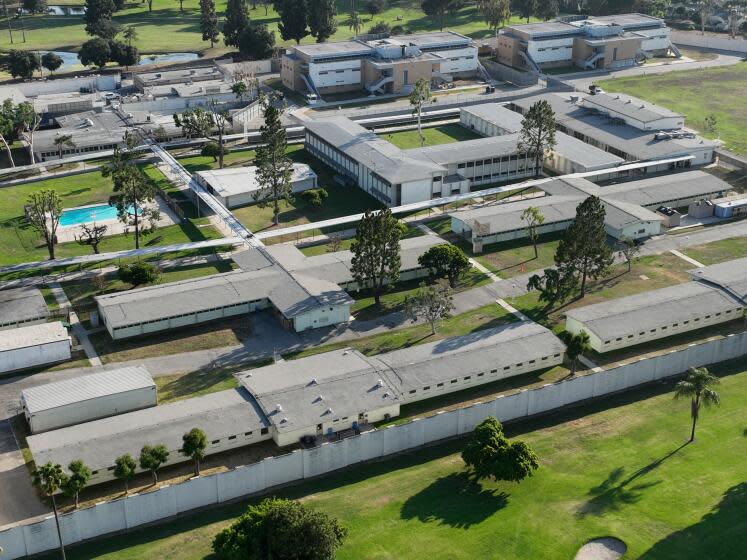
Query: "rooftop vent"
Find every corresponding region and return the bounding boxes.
[308,377,317,385]
[276,404,283,412]
[316,394,324,402]
[376,379,383,387]
[325,407,333,415]
[280,417,288,423]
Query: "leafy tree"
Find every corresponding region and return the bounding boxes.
[200,0,220,47]
[695,0,714,34]
[526,267,577,310]
[405,282,454,335]
[418,243,470,288]
[231,80,249,100]
[32,462,69,560]
[518,99,556,178]
[724,0,746,38]
[350,208,403,307]
[79,37,112,68]
[8,50,39,80]
[521,206,545,259]
[109,40,140,68]
[421,0,453,30]
[277,0,309,44]
[704,113,717,134]
[139,444,170,484]
[478,0,510,38]
[114,454,137,494]
[368,21,390,34]
[253,104,293,225]
[554,196,613,297]
[212,497,347,560]
[224,0,250,47]
[533,0,557,20]
[180,428,208,476]
[23,0,47,13]
[366,0,386,16]
[327,232,343,252]
[53,133,75,158]
[113,0,125,10]
[173,107,214,139]
[207,99,232,169]
[16,101,41,164]
[121,24,138,46]
[201,140,222,161]
[84,0,117,38]
[0,99,18,167]
[118,261,160,287]
[513,0,535,22]
[308,0,337,42]
[75,222,108,254]
[62,460,92,509]
[616,236,640,273]
[462,417,539,483]
[674,366,720,442]
[409,78,432,148]
[561,330,591,375]
[41,52,63,75]
[27,190,62,260]
[238,23,276,59]
[107,164,160,249]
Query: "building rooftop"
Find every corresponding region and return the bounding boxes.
[690,257,747,302]
[583,92,682,124]
[409,134,525,165]
[196,164,316,197]
[579,13,665,29]
[292,40,375,59]
[27,388,269,472]
[504,20,579,38]
[34,110,127,152]
[0,287,49,326]
[0,322,69,353]
[564,281,741,341]
[462,103,525,134]
[386,31,472,48]
[555,131,625,168]
[135,66,223,85]
[21,366,155,414]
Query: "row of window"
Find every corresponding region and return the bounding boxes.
[110,300,264,331]
[306,131,358,176]
[456,154,531,169]
[602,309,740,345]
[317,68,360,75]
[474,219,570,240]
[535,46,572,52]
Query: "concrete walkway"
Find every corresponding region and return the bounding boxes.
[48,282,102,367]
[670,249,706,268]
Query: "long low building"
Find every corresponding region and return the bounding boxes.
[449,170,730,250]
[29,321,565,481]
[0,287,50,330]
[564,281,743,353]
[689,256,747,303]
[21,367,156,434]
[0,322,71,374]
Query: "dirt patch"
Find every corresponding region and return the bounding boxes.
[575,537,627,560]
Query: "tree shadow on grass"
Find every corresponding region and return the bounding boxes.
[639,482,747,559]
[400,471,508,528]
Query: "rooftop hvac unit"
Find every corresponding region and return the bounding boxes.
[276,403,283,412]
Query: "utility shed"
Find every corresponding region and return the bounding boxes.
[0,287,50,330]
[0,322,71,374]
[564,281,744,353]
[21,366,157,434]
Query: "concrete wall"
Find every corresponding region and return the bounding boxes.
[5,331,747,559]
[671,30,747,54]
[14,75,120,97]
[480,58,539,87]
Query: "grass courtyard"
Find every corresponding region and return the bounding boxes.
[379,123,482,150]
[48,359,747,560]
[598,62,747,156]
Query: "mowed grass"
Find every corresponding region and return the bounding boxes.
[51,360,747,560]
[379,123,482,150]
[598,62,747,156]
[684,236,747,266]
[0,0,536,55]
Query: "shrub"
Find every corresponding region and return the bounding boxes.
[301,188,328,206]
[118,261,160,287]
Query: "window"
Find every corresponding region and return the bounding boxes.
[705,315,711,319]
[516,362,523,367]
[424,385,431,390]
[604,341,610,345]
[451,379,458,384]
[228,435,237,440]
[477,372,484,377]
[245,431,253,436]
[107,466,115,471]
[261,427,269,435]
[437,382,444,387]
[673,323,678,327]
[616,337,622,341]
[650,329,657,333]
[627,335,634,338]
[409,389,416,394]
[694,317,700,322]
[211,439,220,444]
[503,366,510,370]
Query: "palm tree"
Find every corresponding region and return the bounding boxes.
[53,134,75,159]
[32,462,69,560]
[562,330,591,375]
[674,366,720,442]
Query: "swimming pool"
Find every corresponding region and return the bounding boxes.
[59,204,136,226]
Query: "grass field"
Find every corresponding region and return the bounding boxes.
[49,359,747,560]
[598,62,747,156]
[0,0,537,56]
[684,236,747,266]
[379,123,482,150]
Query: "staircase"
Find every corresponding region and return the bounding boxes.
[583,51,605,69]
[476,59,492,82]
[518,50,541,74]
[366,74,393,94]
[300,74,320,97]
[669,42,682,58]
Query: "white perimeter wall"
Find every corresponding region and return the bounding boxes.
[4,331,747,559]
[671,30,747,54]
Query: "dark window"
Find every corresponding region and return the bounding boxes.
[409,389,416,394]
[261,427,269,435]
[211,439,220,444]
[228,435,237,440]
[477,372,484,377]
[245,431,253,436]
[437,382,444,387]
[424,385,431,390]
[451,379,458,384]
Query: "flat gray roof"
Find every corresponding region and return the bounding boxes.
[583,93,682,124]
[21,366,154,414]
[386,31,472,48]
[0,322,69,353]
[35,111,127,152]
[409,134,524,165]
[292,40,375,58]
[565,281,741,341]
[598,170,730,207]
[581,13,665,28]
[690,257,747,302]
[27,388,269,472]
[504,21,579,37]
[196,164,315,197]
[461,103,525,133]
[135,66,223,83]
[0,287,49,326]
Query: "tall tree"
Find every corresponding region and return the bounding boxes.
[462,417,539,483]
[0,99,17,167]
[180,428,208,476]
[114,454,137,495]
[562,330,591,375]
[212,498,347,560]
[421,0,451,30]
[526,267,577,311]
[478,0,511,38]
[518,99,556,178]
[75,222,108,254]
[521,206,545,259]
[418,244,470,288]
[533,0,557,20]
[409,78,432,148]
[238,22,276,59]
[350,209,403,307]
[62,460,91,510]
[674,367,720,442]
[695,0,714,34]
[513,0,535,22]
[554,196,613,297]
[27,190,62,260]
[253,104,293,225]
[207,99,231,169]
[7,50,39,80]
[32,462,69,560]
[308,0,337,42]
[616,236,640,273]
[41,52,63,75]
[365,0,386,16]
[277,0,309,44]
[176,0,185,11]
[404,282,454,335]
[16,101,41,164]
[173,107,214,139]
[79,37,112,68]
[109,40,140,68]
[200,0,220,46]
[53,134,75,159]
[84,0,117,38]
[224,0,250,47]
[139,444,170,484]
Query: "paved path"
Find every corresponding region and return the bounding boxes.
[49,282,102,367]
[670,249,705,268]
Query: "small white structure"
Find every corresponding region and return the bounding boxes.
[0,322,71,374]
[194,164,317,209]
[0,287,50,330]
[21,366,157,434]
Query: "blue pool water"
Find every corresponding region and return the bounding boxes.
[60,204,135,226]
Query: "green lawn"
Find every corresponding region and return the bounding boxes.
[379,124,482,150]
[684,236,747,266]
[598,62,747,156]
[473,232,562,279]
[50,359,747,560]
[298,223,422,256]
[0,0,536,56]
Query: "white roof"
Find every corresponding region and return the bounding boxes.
[196,163,316,197]
[0,322,69,352]
[21,366,155,414]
